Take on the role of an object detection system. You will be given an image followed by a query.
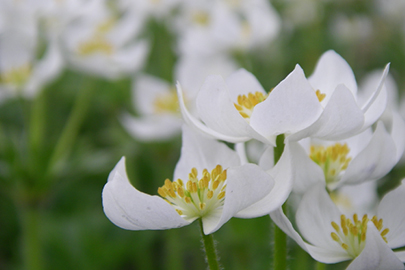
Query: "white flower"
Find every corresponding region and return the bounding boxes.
[102,126,280,235]
[277,50,390,141]
[177,66,323,145]
[271,181,405,269]
[121,54,237,141]
[61,0,148,79]
[287,115,405,193]
[0,0,63,100]
[175,0,280,57]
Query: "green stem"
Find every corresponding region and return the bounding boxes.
[199,219,220,270]
[46,79,94,177]
[273,134,287,270]
[29,88,47,156]
[20,205,43,270]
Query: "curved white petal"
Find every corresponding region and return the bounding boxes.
[174,125,241,181]
[102,157,191,230]
[395,251,405,263]
[308,50,358,102]
[235,140,293,217]
[225,68,267,100]
[289,141,325,193]
[296,183,343,250]
[196,75,267,142]
[235,142,248,164]
[346,222,404,270]
[289,84,364,141]
[391,111,405,162]
[270,208,351,263]
[377,179,405,249]
[258,145,274,171]
[361,65,389,130]
[339,121,397,187]
[250,65,322,138]
[121,114,182,141]
[176,82,251,143]
[204,163,274,234]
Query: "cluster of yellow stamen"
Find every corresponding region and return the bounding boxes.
[310,143,352,185]
[330,214,389,257]
[153,88,179,114]
[234,91,267,120]
[315,89,326,102]
[77,19,116,56]
[0,64,31,87]
[157,165,227,221]
[192,11,210,26]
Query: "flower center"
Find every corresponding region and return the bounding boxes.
[0,64,31,88]
[309,143,352,185]
[330,214,389,258]
[158,165,227,222]
[234,91,267,120]
[192,11,210,26]
[77,19,116,56]
[153,88,179,114]
[77,37,114,56]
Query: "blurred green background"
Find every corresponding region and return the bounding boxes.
[1,1,405,269]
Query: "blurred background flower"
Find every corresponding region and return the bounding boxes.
[1,0,405,269]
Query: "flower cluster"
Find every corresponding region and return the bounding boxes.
[103,49,405,269]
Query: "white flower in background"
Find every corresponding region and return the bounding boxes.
[178,66,323,145]
[121,54,237,141]
[102,126,281,235]
[175,0,280,57]
[119,0,182,20]
[61,0,148,79]
[375,0,405,25]
[330,15,373,46]
[271,181,405,269]
[274,50,390,142]
[287,116,404,193]
[0,0,63,100]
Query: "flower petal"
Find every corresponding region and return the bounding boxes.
[250,65,322,138]
[296,183,342,250]
[196,75,268,142]
[361,65,389,130]
[225,68,267,100]
[235,140,293,217]
[203,163,274,234]
[390,111,405,162]
[289,141,325,193]
[339,121,397,187]
[270,208,350,263]
[308,50,358,102]
[377,179,405,249]
[121,114,182,141]
[176,81,251,143]
[174,125,241,181]
[346,221,404,270]
[102,157,191,230]
[289,84,364,141]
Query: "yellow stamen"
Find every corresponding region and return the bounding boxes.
[330,213,390,257]
[234,91,267,120]
[157,165,228,221]
[316,89,326,102]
